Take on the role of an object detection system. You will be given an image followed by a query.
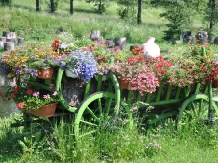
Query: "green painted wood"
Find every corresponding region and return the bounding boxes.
[108,72,121,109]
[84,79,91,98]
[45,79,52,85]
[203,85,209,94]
[194,83,201,94]
[178,94,218,122]
[175,87,181,99]
[138,99,183,108]
[146,93,152,103]
[127,91,133,105]
[136,92,142,102]
[148,111,178,124]
[165,85,173,100]
[184,87,191,98]
[96,75,103,92]
[74,92,117,140]
[156,82,164,102]
[55,68,64,91]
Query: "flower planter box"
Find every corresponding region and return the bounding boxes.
[212,79,218,88]
[37,67,54,79]
[117,78,129,89]
[20,102,58,118]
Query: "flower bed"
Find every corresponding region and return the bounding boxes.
[0,37,218,110]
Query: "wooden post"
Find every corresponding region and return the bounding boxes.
[0,37,6,42]
[90,30,101,41]
[214,37,218,44]
[115,37,126,50]
[3,31,11,38]
[105,38,113,48]
[17,37,24,45]
[10,32,17,45]
[0,41,4,50]
[4,42,14,51]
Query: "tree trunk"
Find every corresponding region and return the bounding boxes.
[137,0,142,24]
[209,0,216,29]
[36,0,40,12]
[50,0,55,13]
[70,0,73,15]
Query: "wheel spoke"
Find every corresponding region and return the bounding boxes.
[79,130,97,138]
[105,98,113,115]
[86,106,100,123]
[74,92,118,141]
[80,120,98,126]
[98,98,103,116]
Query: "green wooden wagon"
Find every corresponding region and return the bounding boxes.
[16,64,218,141]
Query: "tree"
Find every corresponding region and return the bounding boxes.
[86,0,110,14]
[36,0,40,12]
[117,0,137,20]
[0,0,12,5]
[137,0,142,24]
[70,0,73,15]
[50,0,55,13]
[159,0,201,41]
[204,0,218,30]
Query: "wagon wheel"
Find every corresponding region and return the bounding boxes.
[74,91,119,141]
[177,94,218,128]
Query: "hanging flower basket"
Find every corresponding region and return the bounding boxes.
[37,67,54,79]
[117,78,129,89]
[212,78,218,88]
[22,102,58,118]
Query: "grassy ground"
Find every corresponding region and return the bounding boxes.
[1,1,218,162]
[1,112,218,162]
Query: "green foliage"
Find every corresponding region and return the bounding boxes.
[117,0,137,20]
[46,0,60,13]
[86,0,110,14]
[0,0,12,4]
[159,0,195,41]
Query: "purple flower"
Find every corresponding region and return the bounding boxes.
[20,78,24,82]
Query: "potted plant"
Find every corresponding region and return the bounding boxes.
[111,55,160,96]
[0,82,59,117]
[2,42,62,80]
[63,49,98,82]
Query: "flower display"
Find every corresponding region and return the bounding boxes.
[63,49,98,82]
[131,45,144,55]
[0,82,59,111]
[2,42,62,81]
[111,55,160,96]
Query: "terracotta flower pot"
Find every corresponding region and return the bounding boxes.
[117,78,129,89]
[37,67,54,79]
[19,102,58,118]
[212,78,218,88]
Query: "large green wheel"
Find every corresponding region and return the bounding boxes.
[178,94,218,127]
[74,91,119,141]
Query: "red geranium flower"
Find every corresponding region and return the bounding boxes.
[26,88,33,95]
[9,93,15,99]
[16,102,25,109]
